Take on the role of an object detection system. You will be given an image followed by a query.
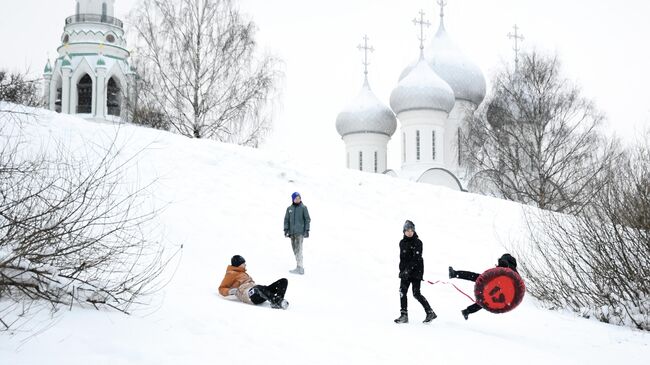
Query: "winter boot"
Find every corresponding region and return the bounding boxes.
[289,266,304,275]
[423,310,437,323]
[448,266,457,279]
[270,299,289,310]
[394,311,408,324]
[461,309,469,320]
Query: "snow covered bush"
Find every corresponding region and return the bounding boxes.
[0,109,171,332]
[0,70,42,107]
[520,134,650,330]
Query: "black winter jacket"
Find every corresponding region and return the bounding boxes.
[398,233,424,281]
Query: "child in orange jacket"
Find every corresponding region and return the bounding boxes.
[219,255,289,309]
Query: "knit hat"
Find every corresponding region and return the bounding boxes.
[231,255,246,267]
[291,192,301,201]
[403,220,415,232]
[497,253,517,271]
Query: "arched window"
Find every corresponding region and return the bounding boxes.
[102,2,107,22]
[432,130,437,161]
[374,151,378,173]
[76,74,92,113]
[416,130,421,161]
[55,78,63,113]
[359,151,363,171]
[107,77,121,116]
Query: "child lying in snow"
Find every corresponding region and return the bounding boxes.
[218,255,289,309]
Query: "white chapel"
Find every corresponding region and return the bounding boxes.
[43,0,135,122]
[336,3,486,191]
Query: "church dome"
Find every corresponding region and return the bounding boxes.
[424,22,486,106]
[336,79,397,138]
[390,56,455,115]
[61,54,72,68]
[43,59,53,74]
[96,55,106,67]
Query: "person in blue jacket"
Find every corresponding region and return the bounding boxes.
[284,192,311,275]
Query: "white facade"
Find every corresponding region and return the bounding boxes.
[342,133,391,173]
[336,75,397,174]
[398,109,447,171]
[444,100,476,177]
[43,0,134,122]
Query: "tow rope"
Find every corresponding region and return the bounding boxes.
[425,279,476,303]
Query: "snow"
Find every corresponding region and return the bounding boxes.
[0,105,648,364]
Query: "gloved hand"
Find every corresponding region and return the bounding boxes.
[304,231,309,238]
[284,231,290,237]
[399,270,409,279]
[228,288,237,295]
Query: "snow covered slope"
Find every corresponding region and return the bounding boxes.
[1,106,648,364]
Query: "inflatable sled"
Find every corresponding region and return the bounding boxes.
[474,267,525,313]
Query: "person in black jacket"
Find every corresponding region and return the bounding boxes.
[448,253,518,320]
[394,220,437,324]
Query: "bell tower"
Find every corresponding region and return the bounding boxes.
[43,0,135,121]
[76,0,116,18]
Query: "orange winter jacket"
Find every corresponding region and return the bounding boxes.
[218,265,255,297]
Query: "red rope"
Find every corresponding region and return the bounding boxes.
[425,279,476,303]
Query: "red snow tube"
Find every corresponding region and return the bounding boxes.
[474,267,525,313]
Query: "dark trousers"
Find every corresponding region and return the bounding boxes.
[399,279,432,313]
[249,278,288,305]
[455,270,482,314]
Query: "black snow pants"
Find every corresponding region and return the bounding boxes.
[456,270,482,314]
[399,279,432,313]
[249,278,288,305]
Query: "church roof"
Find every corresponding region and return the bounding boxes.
[336,78,397,138]
[398,19,486,106]
[96,55,106,67]
[424,22,486,105]
[44,59,53,73]
[390,55,455,114]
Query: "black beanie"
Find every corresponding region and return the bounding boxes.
[498,253,517,271]
[403,220,415,232]
[231,255,246,267]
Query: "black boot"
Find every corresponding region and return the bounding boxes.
[449,266,457,279]
[394,311,408,324]
[423,310,437,323]
[461,309,469,320]
[270,299,289,310]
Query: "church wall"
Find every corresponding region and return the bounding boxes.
[342,133,390,173]
[77,0,116,17]
[398,109,447,171]
[69,58,96,115]
[444,99,477,175]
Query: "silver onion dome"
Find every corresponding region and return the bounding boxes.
[390,56,455,115]
[336,79,397,137]
[424,22,486,106]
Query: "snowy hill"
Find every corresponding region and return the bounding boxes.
[0,106,648,364]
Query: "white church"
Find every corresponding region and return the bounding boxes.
[43,0,135,122]
[336,3,486,191]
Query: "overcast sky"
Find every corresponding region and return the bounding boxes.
[2,0,649,169]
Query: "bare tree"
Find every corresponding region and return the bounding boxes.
[129,0,282,146]
[0,110,176,332]
[0,70,43,107]
[518,134,650,330]
[463,52,619,214]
